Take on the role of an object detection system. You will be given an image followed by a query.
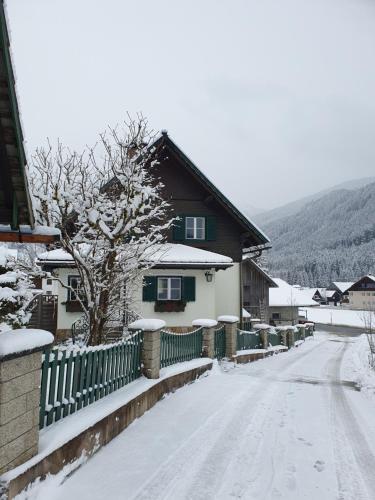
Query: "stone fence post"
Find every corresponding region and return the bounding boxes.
[286,327,295,348]
[275,326,287,347]
[296,324,305,340]
[128,319,166,379]
[253,323,271,349]
[0,329,53,475]
[192,319,218,359]
[218,316,239,359]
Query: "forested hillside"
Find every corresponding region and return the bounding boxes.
[260,182,375,287]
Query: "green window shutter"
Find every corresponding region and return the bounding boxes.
[206,216,216,241]
[183,277,196,302]
[173,216,185,241]
[142,276,157,301]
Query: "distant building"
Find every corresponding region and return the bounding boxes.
[346,276,375,310]
[269,278,319,326]
[325,289,341,305]
[331,281,355,303]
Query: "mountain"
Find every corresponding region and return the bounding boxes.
[260,181,375,287]
[253,176,375,226]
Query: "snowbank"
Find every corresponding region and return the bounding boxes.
[342,334,375,396]
[0,329,54,357]
[192,319,218,328]
[253,323,271,330]
[302,307,367,328]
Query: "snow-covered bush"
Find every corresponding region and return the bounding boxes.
[30,115,172,345]
[0,254,35,330]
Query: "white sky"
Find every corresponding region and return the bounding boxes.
[7,0,375,211]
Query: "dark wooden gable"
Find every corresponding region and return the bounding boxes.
[152,132,270,261]
[347,275,375,292]
[0,3,33,229]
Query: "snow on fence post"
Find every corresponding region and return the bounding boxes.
[128,319,166,380]
[218,316,239,359]
[253,323,271,350]
[192,319,217,359]
[0,329,54,475]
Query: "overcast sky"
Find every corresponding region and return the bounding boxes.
[7,0,375,213]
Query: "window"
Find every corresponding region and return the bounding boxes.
[157,277,182,301]
[68,275,83,301]
[185,217,205,240]
[272,312,281,320]
[46,278,53,285]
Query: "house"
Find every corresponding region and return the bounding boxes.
[0,3,58,244]
[331,281,354,303]
[311,288,326,304]
[37,132,271,335]
[38,244,233,337]
[325,289,341,305]
[346,275,375,310]
[269,278,319,325]
[242,258,278,323]
[144,131,270,328]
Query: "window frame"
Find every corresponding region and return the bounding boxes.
[185,216,206,240]
[68,275,83,302]
[157,277,182,301]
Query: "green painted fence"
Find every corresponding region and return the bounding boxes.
[268,331,281,347]
[237,329,261,350]
[160,328,203,368]
[214,325,226,359]
[39,331,143,430]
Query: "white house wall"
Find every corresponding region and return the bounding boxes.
[133,268,217,328]
[214,263,241,319]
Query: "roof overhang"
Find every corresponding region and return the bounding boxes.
[0,225,60,244]
[150,262,233,270]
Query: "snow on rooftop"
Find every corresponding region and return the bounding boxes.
[37,248,73,262]
[269,278,319,307]
[332,281,355,293]
[142,244,233,266]
[325,290,337,298]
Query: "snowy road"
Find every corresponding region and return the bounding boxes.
[27,332,375,500]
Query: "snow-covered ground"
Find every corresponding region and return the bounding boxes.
[302,306,368,328]
[19,332,375,500]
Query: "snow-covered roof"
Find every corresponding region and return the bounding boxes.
[325,290,337,298]
[332,281,354,293]
[242,308,251,318]
[269,278,319,307]
[37,249,74,264]
[142,244,233,268]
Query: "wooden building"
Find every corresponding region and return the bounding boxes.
[242,258,277,323]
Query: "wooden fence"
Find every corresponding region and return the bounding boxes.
[39,331,143,429]
[160,328,203,368]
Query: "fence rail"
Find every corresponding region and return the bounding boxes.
[39,331,143,429]
[160,328,203,368]
[214,326,226,359]
[237,329,261,350]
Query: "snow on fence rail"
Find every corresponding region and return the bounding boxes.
[39,331,143,429]
[160,327,203,368]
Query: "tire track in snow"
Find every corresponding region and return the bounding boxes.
[132,340,328,500]
[326,341,375,500]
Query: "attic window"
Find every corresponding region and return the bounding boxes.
[186,217,205,240]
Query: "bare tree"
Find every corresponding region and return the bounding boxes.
[359,304,375,368]
[30,115,172,345]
